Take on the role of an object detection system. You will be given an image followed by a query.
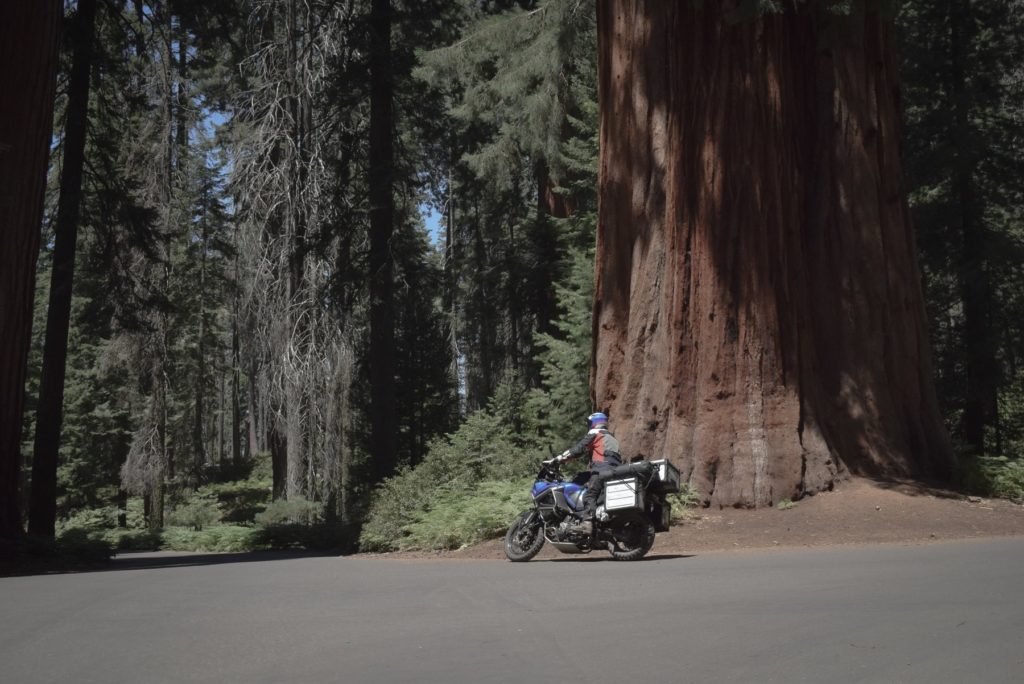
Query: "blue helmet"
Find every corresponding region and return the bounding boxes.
[588,412,609,429]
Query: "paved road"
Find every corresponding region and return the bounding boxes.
[2,538,1023,683]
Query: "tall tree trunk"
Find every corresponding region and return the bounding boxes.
[284,0,308,500]
[443,149,462,414]
[28,0,97,538]
[217,367,225,464]
[150,366,167,530]
[269,423,287,500]
[248,354,260,458]
[232,313,242,465]
[592,2,953,508]
[368,0,397,482]
[193,217,208,479]
[0,0,62,539]
[948,0,996,456]
[532,159,566,341]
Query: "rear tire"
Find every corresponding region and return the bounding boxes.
[504,510,545,562]
[606,510,655,561]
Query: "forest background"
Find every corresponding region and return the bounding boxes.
[3,0,1023,557]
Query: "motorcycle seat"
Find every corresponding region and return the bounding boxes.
[596,460,654,480]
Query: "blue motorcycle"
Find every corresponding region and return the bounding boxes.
[504,458,680,562]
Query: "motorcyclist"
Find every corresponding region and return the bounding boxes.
[550,412,621,532]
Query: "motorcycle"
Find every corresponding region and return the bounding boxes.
[504,457,681,562]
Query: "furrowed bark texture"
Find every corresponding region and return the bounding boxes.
[592,2,952,508]
[0,1,61,538]
[29,0,98,538]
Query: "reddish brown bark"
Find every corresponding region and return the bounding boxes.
[30,0,98,538]
[0,1,62,538]
[592,2,952,508]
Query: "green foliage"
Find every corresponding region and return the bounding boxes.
[958,456,1024,502]
[360,381,545,551]
[419,0,596,180]
[667,485,700,521]
[57,498,144,532]
[167,495,220,531]
[160,525,263,553]
[776,499,797,511]
[399,480,533,551]
[0,530,114,574]
[900,0,1024,461]
[98,528,162,552]
[254,498,324,526]
[981,458,1024,502]
[38,528,115,565]
[526,247,595,443]
[200,479,271,524]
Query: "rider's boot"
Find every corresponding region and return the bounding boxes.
[577,499,597,535]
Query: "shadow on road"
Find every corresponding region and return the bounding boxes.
[542,553,693,563]
[868,477,965,499]
[2,550,338,577]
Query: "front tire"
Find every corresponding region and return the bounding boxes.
[606,510,656,561]
[504,510,545,562]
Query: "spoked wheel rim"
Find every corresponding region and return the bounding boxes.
[606,511,655,560]
[509,519,540,554]
[504,510,545,562]
[609,519,644,552]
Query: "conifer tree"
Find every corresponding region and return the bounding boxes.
[900,0,1024,458]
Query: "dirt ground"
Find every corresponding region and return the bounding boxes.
[361,477,1024,561]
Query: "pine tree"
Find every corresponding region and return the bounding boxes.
[418,0,597,409]
[900,0,1024,459]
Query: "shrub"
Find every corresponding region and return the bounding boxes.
[360,382,546,552]
[956,454,1024,502]
[254,497,324,526]
[204,480,271,524]
[57,499,146,533]
[667,484,700,521]
[168,496,220,531]
[1,528,116,571]
[395,480,533,551]
[160,525,264,552]
[100,528,162,551]
[54,528,115,563]
[979,457,1024,502]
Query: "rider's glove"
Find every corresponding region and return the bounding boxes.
[557,450,571,463]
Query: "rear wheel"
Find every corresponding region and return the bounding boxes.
[504,510,545,562]
[606,510,655,561]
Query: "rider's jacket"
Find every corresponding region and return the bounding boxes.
[566,428,621,469]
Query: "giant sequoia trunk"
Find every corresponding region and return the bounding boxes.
[29,0,98,538]
[592,2,953,508]
[0,1,62,539]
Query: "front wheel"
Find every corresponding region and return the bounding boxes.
[606,510,656,561]
[504,510,545,562]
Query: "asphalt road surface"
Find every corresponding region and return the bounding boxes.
[3,538,1023,683]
